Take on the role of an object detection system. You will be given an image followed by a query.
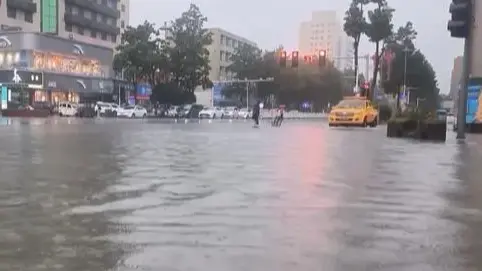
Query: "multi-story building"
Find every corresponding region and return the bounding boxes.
[298,10,354,71]
[449,56,463,99]
[206,27,257,82]
[0,0,129,48]
[0,0,133,106]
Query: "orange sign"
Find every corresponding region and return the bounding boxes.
[32,51,102,77]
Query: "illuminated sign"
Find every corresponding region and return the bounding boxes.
[33,51,101,77]
[0,70,43,89]
[0,36,12,48]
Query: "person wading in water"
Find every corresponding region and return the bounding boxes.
[252,100,261,127]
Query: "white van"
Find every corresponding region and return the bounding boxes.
[58,102,78,116]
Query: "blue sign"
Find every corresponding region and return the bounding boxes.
[212,83,226,106]
[136,83,152,97]
[466,84,481,123]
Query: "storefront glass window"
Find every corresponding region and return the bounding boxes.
[41,0,58,33]
[51,91,79,104]
[34,91,47,102]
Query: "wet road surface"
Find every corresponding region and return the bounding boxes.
[1,118,482,271]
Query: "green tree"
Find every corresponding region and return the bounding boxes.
[165,4,213,93]
[227,44,263,79]
[343,0,369,85]
[382,23,439,111]
[113,21,166,86]
[365,0,394,94]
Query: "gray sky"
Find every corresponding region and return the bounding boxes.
[131,0,462,93]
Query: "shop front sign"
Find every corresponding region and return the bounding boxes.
[0,69,43,89]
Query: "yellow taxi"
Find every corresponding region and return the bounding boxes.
[328,96,378,127]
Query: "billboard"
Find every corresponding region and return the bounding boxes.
[136,83,152,100]
[466,82,482,124]
[212,82,226,106]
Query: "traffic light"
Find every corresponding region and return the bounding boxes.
[291,51,299,68]
[279,51,287,67]
[319,50,326,66]
[448,0,472,38]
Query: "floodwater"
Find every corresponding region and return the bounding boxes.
[0,118,482,271]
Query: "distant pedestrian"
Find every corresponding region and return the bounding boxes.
[252,100,261,127]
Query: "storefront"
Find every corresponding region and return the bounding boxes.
[0,69,43,107]
[0,32,115,103]
[44,74,114,104]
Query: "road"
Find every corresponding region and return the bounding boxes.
[1,118,482,271]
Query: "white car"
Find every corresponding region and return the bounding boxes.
[167,106,180,117]
[198,107,224,118]
[223,107,239,118]
[58,102,78,116]
[237,108,252,119]
[95,102,118,116]
[118,105,148,118]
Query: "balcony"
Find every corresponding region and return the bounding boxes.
[64,13,120,35]
[6,0,37,13]
[65,0,120,18]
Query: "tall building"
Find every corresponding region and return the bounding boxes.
[298,10,354,70]
[0,0,133,107]
[0,0,129,49]
[206,27,257,82]
[449,56,463,99]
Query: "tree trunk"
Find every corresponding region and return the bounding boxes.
[370,41,380,100]
[353,40,359,88]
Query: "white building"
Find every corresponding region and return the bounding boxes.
[0,0,129,49]
[298,10,354,70]
[206,27,257,82]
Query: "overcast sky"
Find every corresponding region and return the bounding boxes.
[130,0,462,93]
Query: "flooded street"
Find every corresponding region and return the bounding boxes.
[1,118,482,271]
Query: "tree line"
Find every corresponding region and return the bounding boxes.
[113,4,212,104]
[344,0,439,109]
[113,1,439,110]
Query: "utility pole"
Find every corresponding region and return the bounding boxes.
[448,0,473,139]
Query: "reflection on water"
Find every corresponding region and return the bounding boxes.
[0,119,481,271]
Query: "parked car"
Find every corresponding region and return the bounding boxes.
[58,102,78,117]
[237,108,252,119]
[167,106,180,118]
[95,102,117,117]
[198,107,224,118]
[178,104,193,118]
[117,105,148,118]
[223,107,239,118]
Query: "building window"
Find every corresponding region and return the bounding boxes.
[91,30,96,38]
[121,4,125,11]
[111,35,116,42]
[102,0,107,5]
[77,27,84,35]
[25,12,33,23]
[41,0,58,33]
[220,35,224,44]
[7,7,16,18]
[101,33,107,40]
[65,24,72,31]
[121,20,125,28]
